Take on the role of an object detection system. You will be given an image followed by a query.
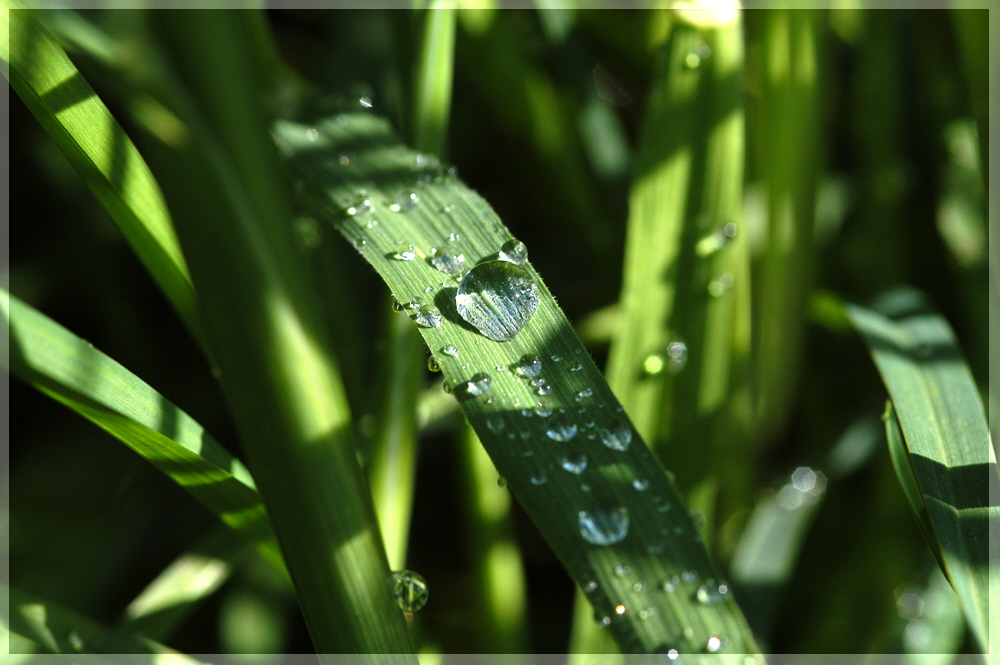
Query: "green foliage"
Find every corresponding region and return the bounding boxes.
[5,5,993,661]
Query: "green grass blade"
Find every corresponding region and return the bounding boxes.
[1,290,286,577]
[844,288,998,656]
[413,1,456,155]
[275,110,760,656]
[2,6,201,342]
[122,10,415,657]
[4,585,209,660]
[120,525,249,642]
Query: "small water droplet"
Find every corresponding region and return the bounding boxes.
[643,353,665,375]
[575,388,593,401]
[684,51,702,69]
[570,363,584,372]
[414,305,442,328]
[441,345,459,357]
[708,272,735,297]
[667,341,688,372]
[465,373,493,397]
[390,190,419,212]
[579,503,629,545]
[339,154,351,166]
[530,471,547,486]
[681,569,699,583]
[513,354,543,377]
[724,222,737,237]
[497,477,507,488]
[705,635,724,653]
[359,96,374,108]
[599,420,632,451]
[546,415,577,441]
[430,243,466,274]
[583,580,598,594]
[486,416,505,433]
[530,377,546,387]
[561,453,587,474]
[393,242,417,261]
[614,564,631,578]
[347,191,374,216]
[633,478,649,491]
[600,615,611,627]
[427,356,441,372]
[68,630,85,651]
[456,262,540,342]
[661,576,680,592]
[392,570,428,612]
[498,239,528,265]
[551,354,562,362]
[696,582,729,606]
[534,406,552,417]
[536,384,552,396]
[633,581,647,592]
[442,380,452,394]
[306,127,319,142]
[391,297,405,313]
[638,606,654,619]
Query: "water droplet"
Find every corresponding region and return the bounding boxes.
[708,273,735,297]
[575,388,593,401]
[570,363,584,372]
[390,190,420,212]
[560,454,587,474]
[486,416,505,433]
[455,261,540,342]
[427,356,441,372]
[414,153,440,170]
[579,503,629,545]
[638,607,654,619]
[600,615,611,627]
[498,239,528,265]
[534,406,552,417]
[599,420,632,452]
[614,564,631,578]
[414,305,442,328]
[497,477,507,488]
[513,354,542,377]
[583,580,598,594]
[661,576,680,592]
[633,581,647,592]
[536,384,552,396]
[442,380,452,394]
[705,635,724,653]
[615,604,626,615]
[684,51,702,69]
[68,629,85,651]
[359,96,374,108]
[546,415,577,442]
[551,354,562,362]
[667,648,680,660]
[696,582,729,606]
[681,570,699,583]
[306,127,319,142]
[441,345,459,357]
[339,154,351,166]
[392,570,428,612]
[465,373,493,397]
[391,297,405,313]
[667,341,688,372]
[347,191,374,216]
[430,243,466,274]
[530,377,546,387]
[633,478,649,491]
[530,471,547,486]
[393,242,416,261]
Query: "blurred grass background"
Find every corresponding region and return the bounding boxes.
[7,5,989,656]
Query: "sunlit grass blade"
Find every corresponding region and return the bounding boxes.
[275,109,760,655]
[4,585,208,660]
[119,525,249,643]
[746,9,823,442]
[843,287,997,655]
[1,289,286,577]
[118,10,414,657]
[413,1,456,155]
[2,6,200,342]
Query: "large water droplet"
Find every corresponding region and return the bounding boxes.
[456,261,540,342]
[512,354,542,377]
[578,503,629,545]
[498,239,528,265]
[546,415,578,442]
[414,305,442,328]
[560,453,587,474]
[465,373,493,397]
[392,570,428,612]
[393,242,416,261]
[430,243,466,274]
[599,420,632,451]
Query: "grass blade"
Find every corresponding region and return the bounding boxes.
[1,290,286,576]
[275,108,760,655]
[3,6,200,342]
[413,1,456,155]
[844,288,998,656]
[122,10,415,657]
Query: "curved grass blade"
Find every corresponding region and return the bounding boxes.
[275,111,760,656]
[1,290,286,578]
[2,6,200,342]
[843,287,997,655]
[4,584,210,661]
